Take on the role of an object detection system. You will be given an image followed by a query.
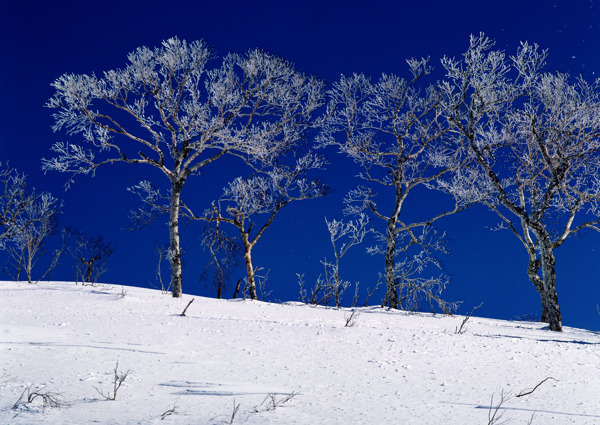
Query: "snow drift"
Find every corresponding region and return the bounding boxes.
[2,281,599,424]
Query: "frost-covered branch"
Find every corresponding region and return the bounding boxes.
[301,213,374,307]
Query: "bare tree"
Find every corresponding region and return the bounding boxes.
[320,62,477,308]
[202,153,328,300]
[441,33,600,331]
[2,191,62,282]
[200,219,240,298]
[66,228,115,284]
[43,37,324,297]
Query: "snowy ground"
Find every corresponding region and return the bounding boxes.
[1,281,600,424]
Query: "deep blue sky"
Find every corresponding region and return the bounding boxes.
[2,0,600,330]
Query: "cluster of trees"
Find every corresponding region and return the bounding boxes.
[6,34,598,332]
[0,164,115,284]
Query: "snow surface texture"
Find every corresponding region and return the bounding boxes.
[2,281,600,424]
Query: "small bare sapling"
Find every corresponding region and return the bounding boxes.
[94,361,131,400]
[487,389,509,425]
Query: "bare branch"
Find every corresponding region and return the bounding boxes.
[516,377,558,397]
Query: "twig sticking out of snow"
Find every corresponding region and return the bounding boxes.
[455,302,483,334]
[229,399,241,424]
[344,310,359,327]
[181,298,195,316]
[160,397,180,420]
[516,377,558,398]
[254,391,299,412]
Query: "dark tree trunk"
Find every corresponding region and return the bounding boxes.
[233,278,242,299]
[385,218,398,309]
[535,230,562,332]
[526,255,548,323]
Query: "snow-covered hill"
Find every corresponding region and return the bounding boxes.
[2,281,599,424]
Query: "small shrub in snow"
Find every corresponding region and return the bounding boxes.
[94,361,131,401]
[254,391,298,412]
[12,384,69,411]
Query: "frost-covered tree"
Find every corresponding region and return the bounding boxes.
[299,213,373,307]
[441,34,600,332]
[2,191,61,283]
[320,61,477,309]
[371,226,458,313]
[43,37,324,297]
[203,153,328,300]
[0,163,32,245]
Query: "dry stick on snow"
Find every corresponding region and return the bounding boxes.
[344,310,359,327]
[255,391,299,412]
[181,298,195,316]
[160,397,180,420]
[455,302,483,334]
[229,399,241,424]
[516,377,558,397]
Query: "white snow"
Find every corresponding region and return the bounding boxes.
[2,281,600,424]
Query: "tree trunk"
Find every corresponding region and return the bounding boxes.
[243,238,257,300]
[385,218,398,309]
[85,261,93,283]
[169,186,183,298]
[26,249,33,283]
[233,278,242,299]
[539,291,549,323]
[333,258,341,308]
[535,230,562,332]
[526,254,548,323]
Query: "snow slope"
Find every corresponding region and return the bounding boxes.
[2,281,600,424]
